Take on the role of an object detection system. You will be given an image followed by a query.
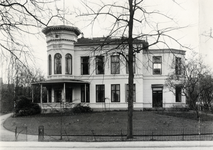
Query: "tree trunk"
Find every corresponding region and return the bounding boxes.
[127,0,134,139]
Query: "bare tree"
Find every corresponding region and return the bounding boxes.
[77,0,188,139]
[165,55,212,118]
[0,0,64,83]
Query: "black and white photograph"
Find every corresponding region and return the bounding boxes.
[0,0,213,149]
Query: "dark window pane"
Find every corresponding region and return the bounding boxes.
[54,53,62,74]
[111,84,120,102]
[111,55,120,74]
[96,85,105,102]
[96,56,104,74]
[176,86,182,102]
[81,57,89,75]
[126,55,136,74]
[48,55,52,75]
[175,57,182,75]
[65,54,72,74]
[126,84,136,102]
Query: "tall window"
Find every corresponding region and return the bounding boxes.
[96,56,104,74]
[96,85,105,102]
[48,55,52,75]
[126,84,136,102]
[111,84,120,102]
[111,55,120,74]
[81,56,89,75]
[153,56,162,75]
[175,85,182,102]
[126,55,136,74]
[175,57,182,75]
[54,53,62,74]
[65,54,72,74]
[81,84,90,103]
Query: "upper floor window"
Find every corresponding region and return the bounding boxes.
[48,55,52,75]
[175,57,182,75]
[126,55,136,74]
[111,84,120,102]
[65,54,72,74]
[81,56,89,75]
[153,56,162,75]
[175,85,182,102]
[54,53,62,74]
[96,56,104,74]
[111,55,120,74]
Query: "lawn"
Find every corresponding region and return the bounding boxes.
[3,111,213,136]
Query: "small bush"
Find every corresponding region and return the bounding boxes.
[15,96,41,116]
[72,103,93,113]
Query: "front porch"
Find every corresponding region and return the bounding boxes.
[32,79,90,112]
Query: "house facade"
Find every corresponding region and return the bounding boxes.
[32,25,186,111]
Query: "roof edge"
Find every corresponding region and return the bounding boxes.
[42,25,81,36]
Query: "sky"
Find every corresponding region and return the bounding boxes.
[1,0,213,78]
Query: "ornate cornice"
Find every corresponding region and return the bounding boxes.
[42,25,81,36]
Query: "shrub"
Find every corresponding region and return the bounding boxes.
[72,103,93,113]
[15,96,41,116]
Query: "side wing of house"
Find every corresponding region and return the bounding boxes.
[143,49,186,109]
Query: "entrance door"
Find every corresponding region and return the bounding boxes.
[66,88,73,102]
[152,88,163,107]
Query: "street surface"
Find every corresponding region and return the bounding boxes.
[1,141,213,150]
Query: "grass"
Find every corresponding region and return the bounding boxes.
[157,110,213,121]
[3,111,213,136]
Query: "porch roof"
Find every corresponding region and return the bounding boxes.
[32,79,89,86]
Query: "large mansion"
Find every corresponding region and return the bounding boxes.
[32,25,186,111]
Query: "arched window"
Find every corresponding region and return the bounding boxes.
[48,55,52,75]
[54,53,62,74]
[65,53,72,74]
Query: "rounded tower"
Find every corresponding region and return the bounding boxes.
[42,25,81,80]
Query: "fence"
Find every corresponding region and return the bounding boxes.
[14,126,213,141]
[40,128,213,141]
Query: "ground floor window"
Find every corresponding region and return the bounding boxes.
[111,84,120,102]
[81,84,90,103]
[175,86,182,102]
[96,85,105,102]
[125,84,136,102]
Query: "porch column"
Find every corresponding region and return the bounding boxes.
[40,84,43,104]
[63,83,66,103]
[47,88,49,103]
[52,88,54,103]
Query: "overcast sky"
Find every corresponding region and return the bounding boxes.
[2,0,213,77]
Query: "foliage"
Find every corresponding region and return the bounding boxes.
[165,55,213,117]
[15,96,41,116]
[1,84,14,113]
[72,103,93,113]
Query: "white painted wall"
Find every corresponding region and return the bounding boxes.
[43,27,186,110]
